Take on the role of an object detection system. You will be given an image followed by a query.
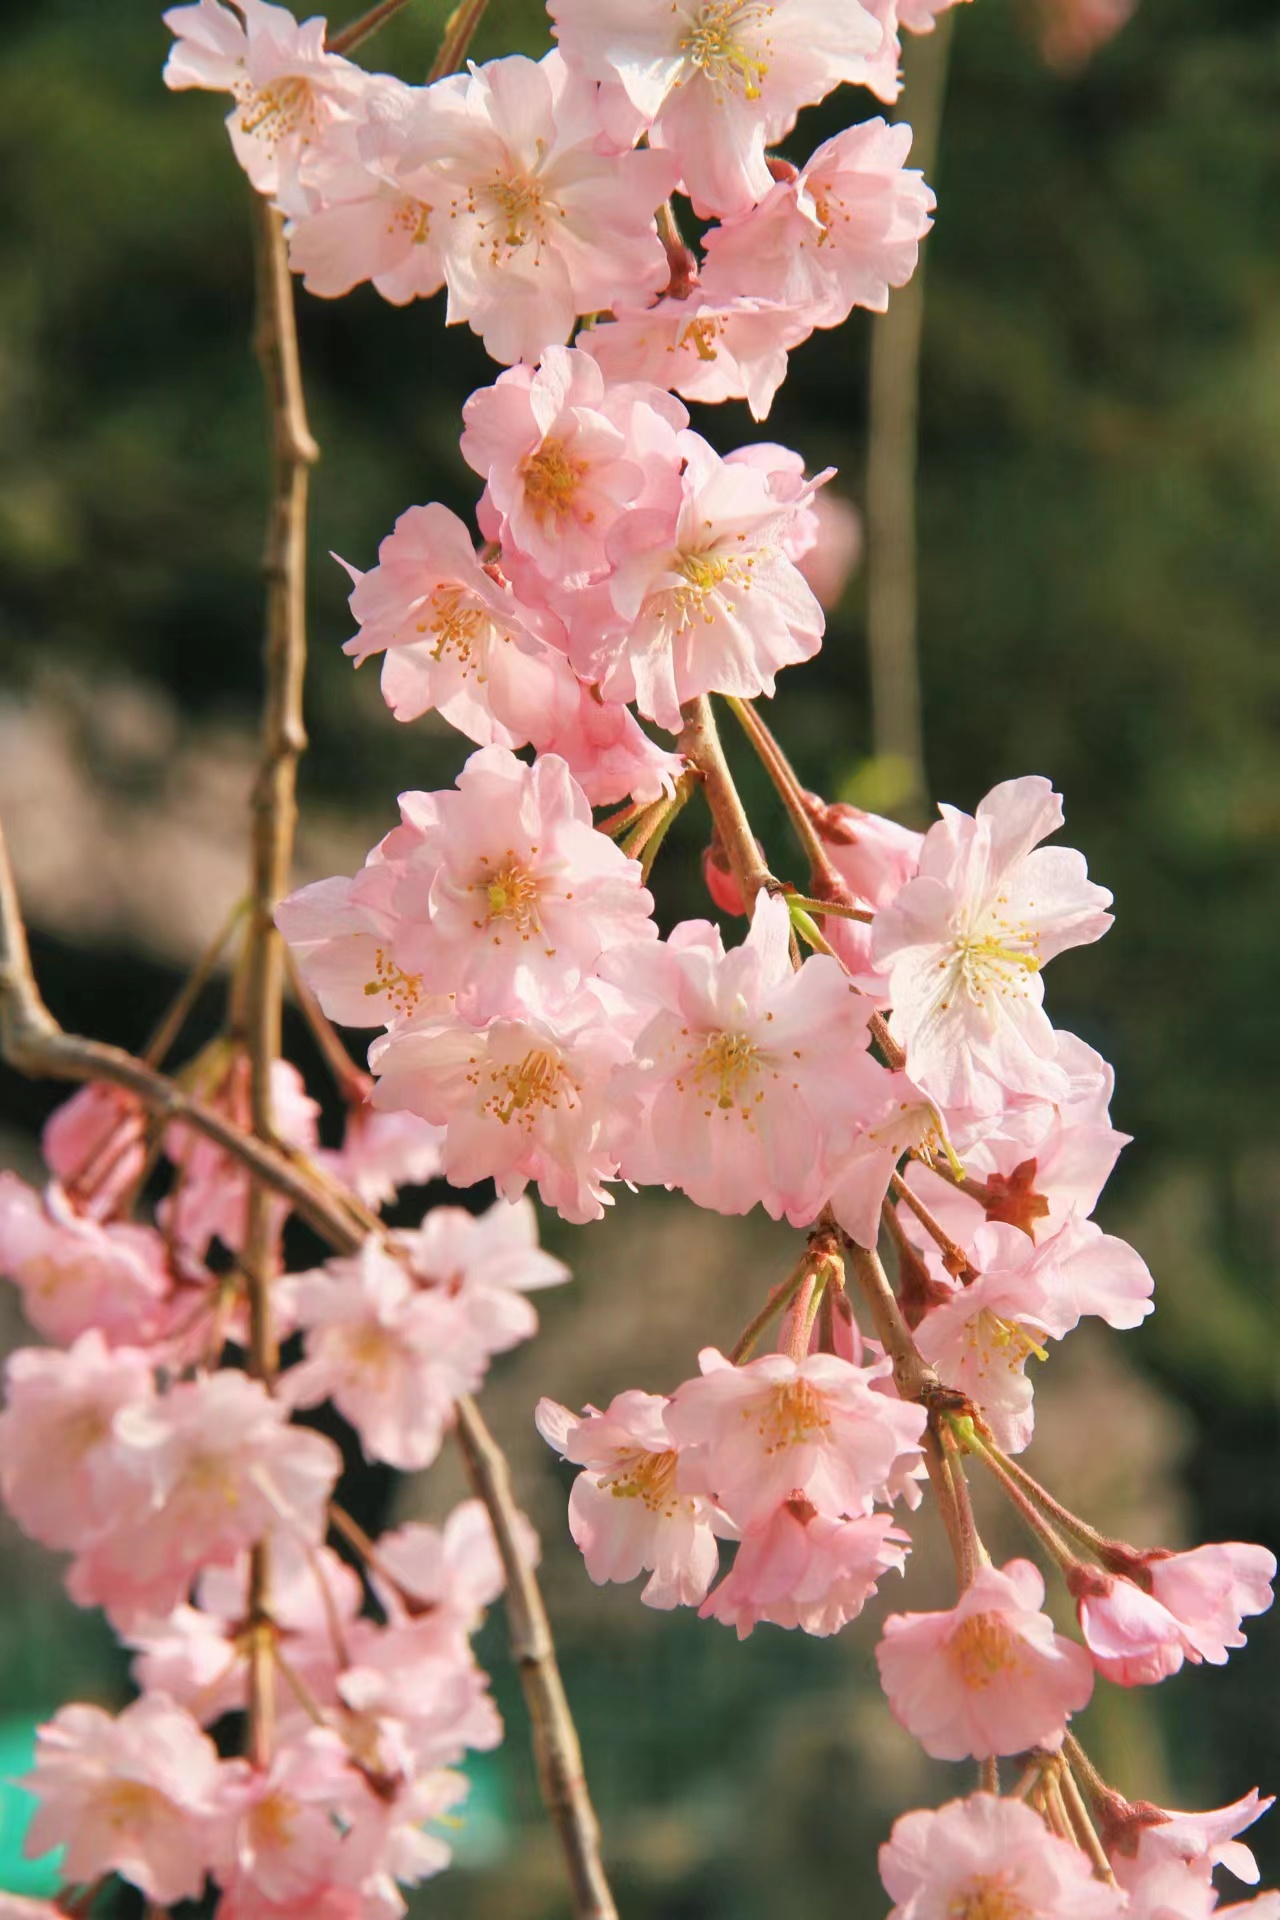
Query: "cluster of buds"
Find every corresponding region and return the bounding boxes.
[0,0,1267,1915]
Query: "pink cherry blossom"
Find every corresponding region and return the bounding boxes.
[1072,1541,1275,1687]
[606,892,884,1223]
[395,51,675,364]
[337,502,568,743]
[22,1694,226,1905]
[528,673,685,807]
[567,430,827,730]
[700,120,935,328]
[580,292,814,422]
[315,1103,446,1209]
[163,0,369,213]
[666,1346,926,1531]
[549,0,884,218]
[336,1620,502,1770]
[163,1055,320,1259]
[825,1074,942,1249]
[1108,1789,1275,1896]
[212,1731,355,1910]
[911,1217,1152,1452]
[283,77,451,304]
[67,1368,341,1624]
[280,1239,489,1470]
[375,1497,531,1631]
[395,1195,570,1354]
[700,1500,908,1638]
[461,347,686,582]
[0,1173,176,1348]
[368,987,637,1224]
[875,1558,1095,1760]
[370,745,658,1021]
[871,775,1114,1111]
[42,1082,147,1218]
[1148,1542,1276,1664]
[537,1390,720,1608]
[880,1791,1125,1920]
[0,1332,156,1551]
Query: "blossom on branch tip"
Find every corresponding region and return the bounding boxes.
[537,1390,720,1608]
[1072,1541,1275,1687]
[580,292,815,422]
[700,1501,909,1638]
[0,1173,177,1349]
[879,1791,1125,1919]
[666,1345,926,1531]
[604,891,886,1222]
[875,1557,1095,1759]
[871,775,1114,1111]
[549,0,886,218]
[21,1694,226,1906]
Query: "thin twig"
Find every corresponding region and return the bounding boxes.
[327,0,415,56]
[454,1396,618,1920]
[843,1238,940,1406]
[889,1170,975,1279]
[142,895,248,1069]
[242,194,319,1768]
[724,696,841,890]
[426,0,493,80]
[1059,1758,1120,1885]
[678,695,774,913]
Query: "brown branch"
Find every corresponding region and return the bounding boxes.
[454,1396,618,1920]
[843,1236,941,1405]
[426,0,493,80]
[678,695,774,914]
[242,195,319,1766]
[327,0,416,54]
[724,696,843,892]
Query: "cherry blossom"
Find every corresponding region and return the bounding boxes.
[528,671,685,806]
[162,1055,320,1259]
[22,1694,226,1905]
[394,51,676,364]
[0,1173,176,1348]
[871,775,1114,1110]
[700,1500,908,1637]
[549,0,885,218]
[666,1346,926,1530]
[67,1369,342,1624]
[606,893,885,1220]
[315,1103,446,1208]
[875,1558,1095,1759]
[580,292,815,422]
[880,1791,1125,1919]
[537,1390,720,1608]
[163,0,369,212]
[367,745,657,1021]
[1072,1542,1275,1686]
[566,430,827,730]
[337,502,568,742]
[1107,1789,1276,1897]
[374,1497,529,1632]
[0,1333,156,1551]
[211,1732,355,1910]
[394,1195,570,1354]
[911,1217,1153,1451]
[368,987,637,1223]
[280,1239,490,1470]
[41,1082,147,1219]
[700,120,935,328]
[461,347,686,582]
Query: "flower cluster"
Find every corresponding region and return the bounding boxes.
[0,0,1269,1914]
[1,1058,561,1912]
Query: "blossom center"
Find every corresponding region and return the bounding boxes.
[391,197,433,245]
[521,438,590,525]
[475,169,556,262]
[101,1779,170,1831]
[681,2,774,100]
[693,1029,759,1110]
[948,1877,1034,1920]
[758,1378,830,1453]
[670,549,755,630]
[600,1447,680,1514]
[235,75,316,147]
[414,587,489,670]
[679,316,724,362]
[482,1047,576,1128]
[946,1611,1023,1690]
[363,946,423,1017]
[474,859,545,938]
[952,929,1042,1008]
[970,1309,1049,1372]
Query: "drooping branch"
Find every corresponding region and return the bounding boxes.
[455,1396,619,1920]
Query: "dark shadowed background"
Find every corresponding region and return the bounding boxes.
[0,0,1277,1911]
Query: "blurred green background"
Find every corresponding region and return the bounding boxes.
[0,0,1277,1912]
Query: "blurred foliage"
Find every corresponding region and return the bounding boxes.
[0,0,1278,1912]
